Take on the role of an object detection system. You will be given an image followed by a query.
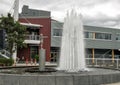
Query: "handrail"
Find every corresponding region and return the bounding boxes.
[0,49,10,59]
[25,35,40,40]
[86,58,120,60]
[86,58,120,69]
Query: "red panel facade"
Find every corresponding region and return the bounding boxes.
[17,46,30,61]
[18,18,51,62]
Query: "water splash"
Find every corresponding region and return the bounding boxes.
[58,9,86,72]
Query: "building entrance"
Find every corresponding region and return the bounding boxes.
[30,46,38,59]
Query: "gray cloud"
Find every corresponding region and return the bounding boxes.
[0,0,120,28]
[83,13,120,28]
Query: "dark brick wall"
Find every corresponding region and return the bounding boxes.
[17,45,30,61]
[18,18,51,61]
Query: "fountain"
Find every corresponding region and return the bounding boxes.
[58,9,86,72]
[0,3,120,84]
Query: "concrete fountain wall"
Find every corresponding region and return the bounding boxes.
[0,70,120,85]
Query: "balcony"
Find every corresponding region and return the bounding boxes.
[24,35,40,44]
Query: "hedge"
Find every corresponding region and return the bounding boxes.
[0,58,14,66]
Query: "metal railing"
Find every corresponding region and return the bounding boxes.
[0,49,10,59]
[25,35,40,40]
[86,58,120,69]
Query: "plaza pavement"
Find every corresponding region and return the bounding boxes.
[102,82,120,85]
[15,62,57,67]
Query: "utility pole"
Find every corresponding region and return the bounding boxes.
[39,34,48,71]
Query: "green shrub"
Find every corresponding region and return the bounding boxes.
[35,54,39,62]
[0,58,14,66]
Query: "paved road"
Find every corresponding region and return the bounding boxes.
[102,82,120,85]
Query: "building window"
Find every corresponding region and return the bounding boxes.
[95,33,111,40]
[53,29,62,36]
[84,31,111,40]
[84,32,94,39]
[116,34,120,40]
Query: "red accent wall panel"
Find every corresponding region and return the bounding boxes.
[17,46,30,61]
[18,18,51,61]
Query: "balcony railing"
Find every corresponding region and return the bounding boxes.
[25,35,40,40]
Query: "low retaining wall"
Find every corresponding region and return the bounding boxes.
[0,72,120,85]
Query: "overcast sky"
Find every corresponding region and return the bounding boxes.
[0,0,120,28]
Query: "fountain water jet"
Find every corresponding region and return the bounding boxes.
[58,9,86,72]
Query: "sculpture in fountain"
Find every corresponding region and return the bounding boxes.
[58,9,86,72]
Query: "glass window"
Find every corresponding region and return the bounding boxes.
[95,33,111,40]
[116,34,120,40]
[53,29,62,36]
[84,32,94,39]
[50,52,57,62]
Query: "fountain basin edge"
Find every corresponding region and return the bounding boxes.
[0,68,120,85]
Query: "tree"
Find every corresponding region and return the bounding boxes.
[0,13,26,58]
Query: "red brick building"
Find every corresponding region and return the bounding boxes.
[17,5,51,62]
